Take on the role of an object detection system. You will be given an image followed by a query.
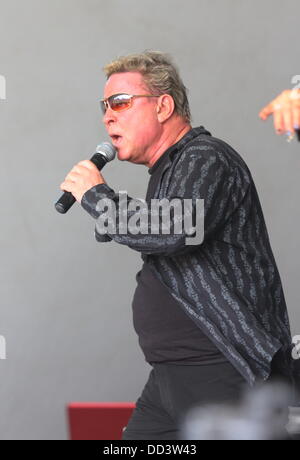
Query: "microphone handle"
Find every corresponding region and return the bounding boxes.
[55,153,108,214]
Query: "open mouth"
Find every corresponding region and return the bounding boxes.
[111,135,121,142]
[111,135,122,147]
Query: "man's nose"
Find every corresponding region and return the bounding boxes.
[102,106,117,126]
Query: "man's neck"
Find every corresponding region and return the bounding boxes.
[146,122,192,168]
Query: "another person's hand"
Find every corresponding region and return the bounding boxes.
[259,89,300,137]
[60,160,106,203]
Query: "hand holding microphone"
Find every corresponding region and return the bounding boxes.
[55,142,116,214]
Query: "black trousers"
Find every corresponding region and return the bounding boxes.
[122,360,248,440]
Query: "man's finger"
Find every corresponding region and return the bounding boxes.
[65,171,80,182]
[282,106,294,134]
[292,99,300,130]
[273,109,284,134]
[77,160,96,170]
[72,165,88,174]
[60,180,73,192]
[259,100,277,120]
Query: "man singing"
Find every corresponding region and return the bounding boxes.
[60,51,294,440]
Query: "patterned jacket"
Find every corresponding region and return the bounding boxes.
[81,126,293,386]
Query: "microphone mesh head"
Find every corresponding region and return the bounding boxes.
[95,142,117,162]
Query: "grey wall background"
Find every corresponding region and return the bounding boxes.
[0,0,299,440]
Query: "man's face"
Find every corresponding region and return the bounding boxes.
[102,72,162,164]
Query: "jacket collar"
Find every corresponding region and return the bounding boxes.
[148,126,211,175]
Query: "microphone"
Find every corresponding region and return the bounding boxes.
[55,142,117,214]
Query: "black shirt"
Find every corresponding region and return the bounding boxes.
[81,126,293,385]
[132,145,227,365]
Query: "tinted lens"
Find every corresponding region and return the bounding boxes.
[100,100,107,114]
[109,94,132,112]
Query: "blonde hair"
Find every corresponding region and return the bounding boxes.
[103,51,191,123]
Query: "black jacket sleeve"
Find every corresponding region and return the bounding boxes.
[81,148,250,257]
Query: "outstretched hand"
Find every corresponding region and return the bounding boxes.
[259,89,300,138]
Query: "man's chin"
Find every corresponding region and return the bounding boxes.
[116,148,131,162]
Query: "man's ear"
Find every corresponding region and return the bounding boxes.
[156,94,175,122]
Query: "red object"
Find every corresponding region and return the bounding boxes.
[67,402,135,440]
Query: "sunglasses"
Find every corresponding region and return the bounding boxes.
[100,93,160,114]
